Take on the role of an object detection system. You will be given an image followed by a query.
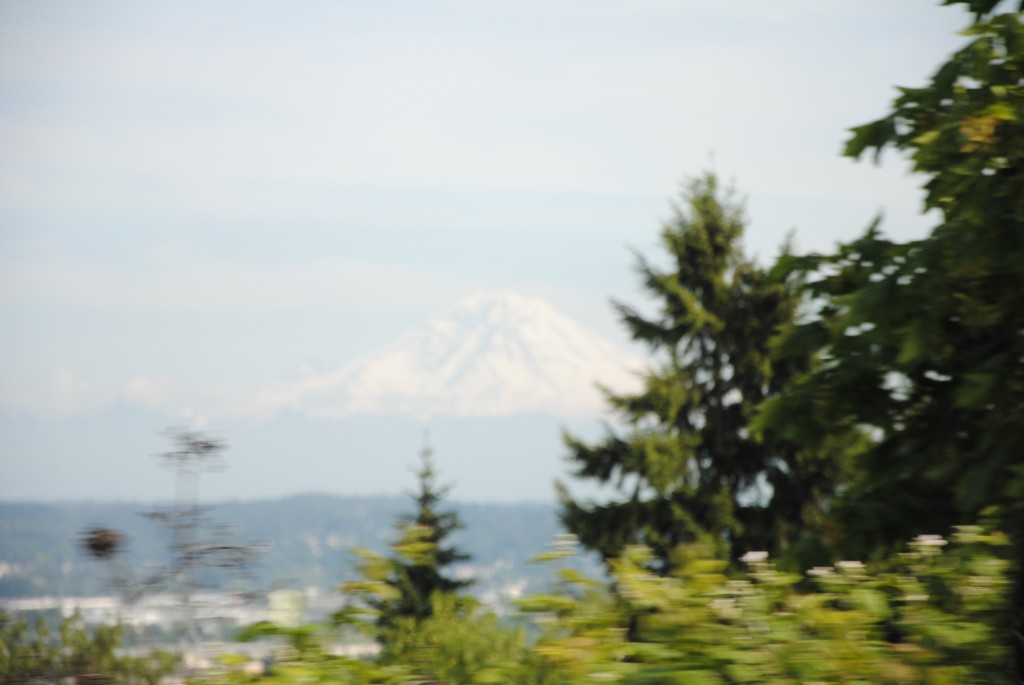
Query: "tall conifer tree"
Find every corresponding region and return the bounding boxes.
[368,438,471,638]
[559,172,853,572]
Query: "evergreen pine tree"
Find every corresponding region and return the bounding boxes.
[559,172,854,573]
[369,437,472,639]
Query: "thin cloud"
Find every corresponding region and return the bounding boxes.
[0,254,470,314]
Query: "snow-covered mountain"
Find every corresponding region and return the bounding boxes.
[1,293,642,502]
[246,292,645,420]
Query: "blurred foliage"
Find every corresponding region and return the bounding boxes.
[205,526,1011,685]
[519,526,1011,684]
[224,597,539,685]
[376,594,540,685]
[222,619,393,685]
[0,611,177,685]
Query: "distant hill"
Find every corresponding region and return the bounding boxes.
[0,495,595,604]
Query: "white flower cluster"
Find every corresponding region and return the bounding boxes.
[913,534,947,547]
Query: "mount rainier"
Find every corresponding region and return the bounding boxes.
[1,293,647,502]
[245,292,645,421]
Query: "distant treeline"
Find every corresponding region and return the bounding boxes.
[0,495,578,599]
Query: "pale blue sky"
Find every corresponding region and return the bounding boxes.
[1,0,969,424]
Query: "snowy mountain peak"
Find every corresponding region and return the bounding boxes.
[252,292,645,420]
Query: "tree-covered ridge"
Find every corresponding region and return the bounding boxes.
[0,497,571,600]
